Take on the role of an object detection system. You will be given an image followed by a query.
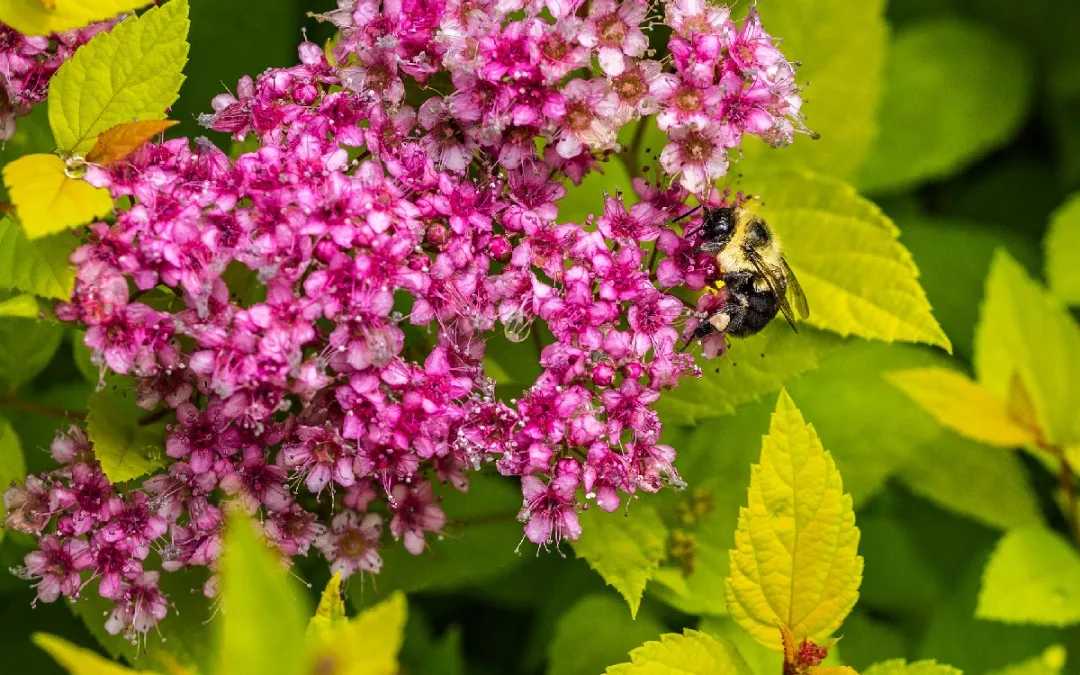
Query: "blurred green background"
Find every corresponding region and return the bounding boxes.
[4,0,1080,673]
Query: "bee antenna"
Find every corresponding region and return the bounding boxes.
[671,204,702,223]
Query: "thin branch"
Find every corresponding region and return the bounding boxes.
[0,395,86,420]
[1038,437,1080,548]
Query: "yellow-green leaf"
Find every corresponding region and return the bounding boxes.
[654,324,842,425]
[0,312,63,391]
[725,390,862,650]
[32,632,153,674]
[3,154,112,239]
[741,170,950,350]
[737,0,886,179]
[863,660,962,675]
[887,367,1038,447]
[86,388,165,483]
[1045,192,1080,305]
[308,571,347,638]
[0,0,151,35]
[311,592,407,675]
[976,527,1080,627]
[86,119,178,165]
[856,19,1032,194]
[974,250,1080,448]
[896,431,1043,531]
[0,293,42,318]
[604,629,754,675]
[219,514,310,675]
[547,594,666,675]
[49,0,189,154]
[572,503,668,619]
[0,217,76,299]
[812,668,860,675]
[0,416,26,545]
[986,646,1067,675]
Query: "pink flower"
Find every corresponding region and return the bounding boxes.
[280,424,357,494]
[660,123,729,194]
[518,459,582,546]
[389,481,447,554]
[578,0,649,76]
[315,511,384,578]
[104,571,169,639]
[17,535,94,603]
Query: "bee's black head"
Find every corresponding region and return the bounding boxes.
[700,206,735,252]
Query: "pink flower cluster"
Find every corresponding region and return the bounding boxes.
[6,0,810,640]
[0,20,116,139]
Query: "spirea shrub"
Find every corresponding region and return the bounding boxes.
[1,0,814,643]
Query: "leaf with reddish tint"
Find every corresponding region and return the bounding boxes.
[86,120,178,165]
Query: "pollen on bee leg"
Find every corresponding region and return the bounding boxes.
[708,312,730,333]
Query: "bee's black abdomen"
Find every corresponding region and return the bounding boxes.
[725,287,780,336]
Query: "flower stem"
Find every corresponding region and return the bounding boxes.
[618,116,650,179]
[138,408,173,426]
[0,395,86,420]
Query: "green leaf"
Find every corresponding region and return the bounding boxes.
[0,416,26,546]
[1045,192,1080,305]
[218,514,310,675]
[918,547,1062,673]
[72,330,102,384]
[31,633,150,675]
[403,624,466,675]
[898,215,1041,360]
[986,646,1068,675]
[863,660,962,675]
[896,432,1044,531]
[785,342,944,506]
[976,527,1080,627]
[352,473,524,602]
[86,388,165,483]
[700,616,848,675]
[556,156,632,226]
[725,390,862,649]
[0,293,42,318]
[0,315,63,392]
[547,594,665,675]
[572,503,668,619]
[649,407,770,616]
[699,617,783,675]
[604,629,754,675]
[0,217,77,300]
[308,572,347,638]
[856,19,1032,194]
[48,0,190,154]
[834,611,909,672]
[3,153,113,239]
[170,0,299,140]
[68,568,214,674]
[742,170,950,350]
[737,0,887,179]
[0,0,152,36]
[887,367,1039,448]
[974,250,1080,448]
[654,324,842,425]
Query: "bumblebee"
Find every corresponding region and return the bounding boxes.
[684,205,809,344]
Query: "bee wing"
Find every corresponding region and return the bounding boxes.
[746,248,800,333]
[781,257,810,319]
